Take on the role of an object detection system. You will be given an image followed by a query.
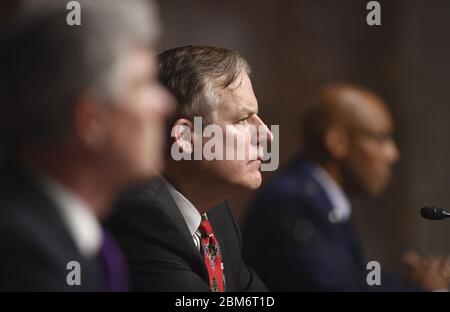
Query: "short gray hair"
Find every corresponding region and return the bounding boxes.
[158,46,251,124]
[0,0,159,151]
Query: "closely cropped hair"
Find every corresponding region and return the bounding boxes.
[301,82,377,159]
[158,46,251,124]
[0,0,159,151]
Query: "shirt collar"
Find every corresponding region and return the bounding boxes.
[310,164,352,223]
[163,178,202,237]
[36,173,102,258]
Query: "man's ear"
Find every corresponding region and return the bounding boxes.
[324,124,349,160]
[71,92,109,152]
[171,118,195,154]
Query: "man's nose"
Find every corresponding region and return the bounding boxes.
[386,140,400,163]
[254,115,273,143]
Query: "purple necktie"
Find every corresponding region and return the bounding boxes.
[99,229,129,292]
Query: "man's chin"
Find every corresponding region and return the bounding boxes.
[361,184,386,198]
[243,171,263,190]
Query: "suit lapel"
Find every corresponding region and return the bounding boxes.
[152,179,209,283]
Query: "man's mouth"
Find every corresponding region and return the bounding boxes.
[248,159,262,169]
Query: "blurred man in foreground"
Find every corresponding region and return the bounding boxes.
[0,0,173,291]
[107,46,271,291]
[243,83,450,291]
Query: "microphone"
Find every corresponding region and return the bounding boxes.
[420,206,450,220]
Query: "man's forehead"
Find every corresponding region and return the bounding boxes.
[221,73,258,112]
[227,73,244,90]
[348,101,394,133]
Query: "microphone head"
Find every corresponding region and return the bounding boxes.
[420,206,446,220]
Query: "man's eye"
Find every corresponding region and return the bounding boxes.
[237,117,249,125]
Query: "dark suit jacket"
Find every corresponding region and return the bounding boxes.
[105,178,267,292]
[242,157,415,291]
[0,161,105,291]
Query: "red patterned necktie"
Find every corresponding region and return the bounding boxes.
[198,217,225,292]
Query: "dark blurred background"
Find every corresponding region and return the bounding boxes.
[2,0,449,274]
[156,0,450,274]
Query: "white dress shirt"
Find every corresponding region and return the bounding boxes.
[163,179,203,250]
[163,179,227,280]
[36,174,102,258]
[310,164,352,223]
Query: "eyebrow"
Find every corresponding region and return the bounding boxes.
[239,104,258,116]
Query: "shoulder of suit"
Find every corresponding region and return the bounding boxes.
[118,177,165,203]
[110,177,178,226]
[248,166,325,220]
[262,167,321,199]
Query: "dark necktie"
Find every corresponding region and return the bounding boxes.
[198,217,225,292]
[98,229,129,292]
